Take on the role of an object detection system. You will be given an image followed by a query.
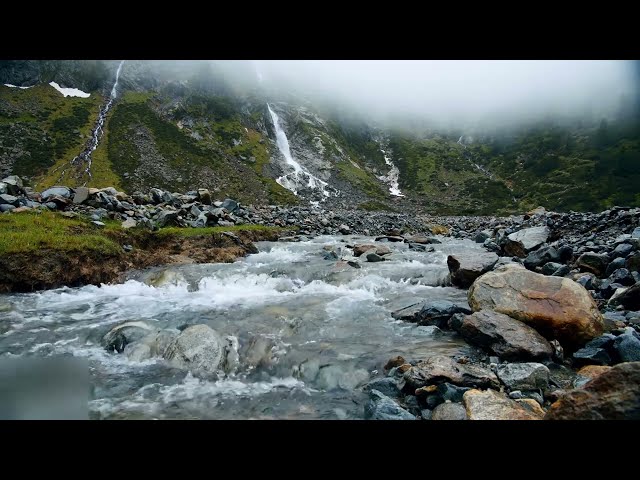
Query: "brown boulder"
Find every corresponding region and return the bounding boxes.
[403,355,499,390]
[463,389,543,420]
[353,244,391,257]
[468,264,603,350]
[451,309,553,361]
[545,362,640,420]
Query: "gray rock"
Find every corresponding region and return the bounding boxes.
[417,300,472,328]
[503,226,550,257]
[572,346,612,366]
[121,218,137,229]
[451,309,554,362]
[612,243,634,259]
[221,198,239,213]
[366,252,385,262]
[524,245,560,270]
[475,230,492,243]
[123,342,153,362]
[436,383,470,402]
[391,301,424,322]
[496,362,550,391]
[363,377,401,398]
[0,182,7,195]
[41,186,71,200]
[612,328,640,362]
[72,187,90,204]
[431,402,468,420]
[420,409,433,420]
[609,282,640,310]
[542,262,564,275]
[339,224,350,234]
[576,252,610,277]
[403,355,500,390]
[364,389,416,420]
[156,210,179,228]
[163,324,225,377]
[447,252,499,288]
[102,321,156,353]
[0,204,16,213]
[91,221,105,228]
[1,175,23,194]
[0,194,18,206]
[632,227,640,239]
[608,268,635,286]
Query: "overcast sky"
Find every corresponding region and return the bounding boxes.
[250,60,638,126]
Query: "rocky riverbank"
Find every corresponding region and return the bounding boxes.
[2,175,640,419]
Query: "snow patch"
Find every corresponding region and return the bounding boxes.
[49,81,90,98]
[3,84,34,90]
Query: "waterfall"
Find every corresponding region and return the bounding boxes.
[266,103,332,199]
[377,142,404,197]
[65,61,125,185]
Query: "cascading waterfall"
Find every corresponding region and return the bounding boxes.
[375,137,404,197]
[57,60,125,186]
[458,134,494,179]
[266,103,332,199]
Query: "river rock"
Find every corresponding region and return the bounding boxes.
[626,253,640,273]
[468,263,604,350]
[417,300,472,328]
[363,377,401,398]
[541,262,564,275]
[612,243,633,259]
[447,252,499,288]
[576,252,610,277]
[524,245,560,270]
[352,244,390,257]
[375,235,404,242]
[0,204,15,212]
[572,345,612,366]
[123,342,152,362]
[366,252,386,262]
[608,282,640,310]
[503,226,550,257]
[431,402,468,420]
[608,268,635,286]
[102,321,156,353]
[163,324,224,376]
[404,235,441,245]
[545,362,640,419]
[450,310,553,361]
[403,355,499,390]
[364,389,416,420]
[612,328,640,362]
[463,388,543,420]
[496,363,550,391]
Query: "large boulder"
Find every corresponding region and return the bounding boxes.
[364,390,416,420]
[503,226,550,257]
[463,388,543,420]
[447,252,499,288]
[403,355,499,390]
[496,363,550,391]
[545,362,640,419]
[468,264,603,350]
[155,210,179,228]
[163,324,225,376]
[450,310,553,361]
[0,194,18,206]
[1,175,23,195]
[72,187,90,204]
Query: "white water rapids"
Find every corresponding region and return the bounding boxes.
[0,235,486,419]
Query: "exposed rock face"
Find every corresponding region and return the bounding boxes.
[503,226,550,257]
[468,264,604,350]
[450,309,553,361]
[545,362,640,420]
[447,252,499,288]
[463,389,543,420]
[403,355,500,390]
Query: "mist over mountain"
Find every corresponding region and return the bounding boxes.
[1,59,639,214]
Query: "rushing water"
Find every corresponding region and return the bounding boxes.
[0,235,485,419]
